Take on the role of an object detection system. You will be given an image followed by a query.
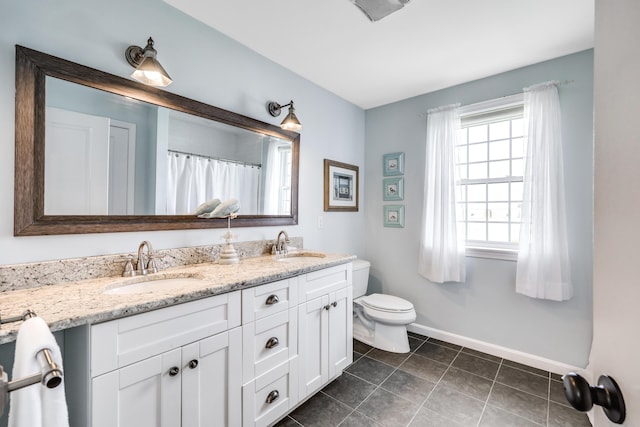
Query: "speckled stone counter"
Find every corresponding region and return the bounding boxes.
[0,251,355,344]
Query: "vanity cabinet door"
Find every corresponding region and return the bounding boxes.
[328,286,353,378]
[92,348,182,427]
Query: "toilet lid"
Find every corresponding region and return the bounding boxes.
[360,293,414,313]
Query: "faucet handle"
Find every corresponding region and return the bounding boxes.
[122,255,136,277]
[147,254,159,274]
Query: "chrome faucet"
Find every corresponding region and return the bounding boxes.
[273,230,290,256]
[136,240,158,276]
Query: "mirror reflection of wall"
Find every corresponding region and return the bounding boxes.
[44,77,292,216]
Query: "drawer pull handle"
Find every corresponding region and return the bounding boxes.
[168,366,180,377]
[265,294,279,305]
[266,390,280,404]
[265,337,280,349]
[188,359,198,369]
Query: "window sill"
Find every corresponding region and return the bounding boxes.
[465,246,518,261]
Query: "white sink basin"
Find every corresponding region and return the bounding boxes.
[275,252,326,262]
[103,276,205,295]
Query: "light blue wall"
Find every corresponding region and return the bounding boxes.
[0,0,366,264]
[364,50,594,366]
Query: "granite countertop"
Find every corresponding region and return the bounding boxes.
[0,252,355,344]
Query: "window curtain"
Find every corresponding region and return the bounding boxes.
[263,139,280,215]
[166,152,260,215]
[516,82,572,301]
[418,104,466,283]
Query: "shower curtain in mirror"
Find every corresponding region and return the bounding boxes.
[166,152,260,215]
[516,81,572,301]
[418,104,466,283]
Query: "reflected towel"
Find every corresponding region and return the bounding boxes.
[199,198,240,218]
[192,198,221,216]
[8,317,69,427]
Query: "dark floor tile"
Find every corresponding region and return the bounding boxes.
[322,372,377,409]
[408,337,422,352]
[487,383,548,425]
[550,378,570,406]
[354,339,373,355]
[551,372,563,381]
[451,352,500,380]
[427,337,462,351]
[440,367,493,401]
[358,388,420,427]
[290,392,352,427]
[346,356,395,385]
[415,341,459,365]
[408,407,464,427]
[460,347,502,363]
[353,351,363,363]
[496,364,549,398]
[502,359,548,378]
[548,401,592,427]
[424,383,485,426]
[273,416,302,426]
[339,411,383,427]
[398,353,448,383]
[479,405,542,427]
[407,331,428,340]
[367,348,410,367]
[380,369,436,404]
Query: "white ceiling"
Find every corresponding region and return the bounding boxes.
[165,0,594,109]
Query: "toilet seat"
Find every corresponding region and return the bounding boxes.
[360,293,414,313]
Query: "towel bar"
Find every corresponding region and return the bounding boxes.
[0,309,63,416]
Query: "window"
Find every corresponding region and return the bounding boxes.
[456,95,525,259]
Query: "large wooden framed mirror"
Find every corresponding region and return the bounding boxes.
[14,46,299,236]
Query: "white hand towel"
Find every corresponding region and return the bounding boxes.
[8,317,69,427]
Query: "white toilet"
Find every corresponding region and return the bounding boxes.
[352,259,416,353]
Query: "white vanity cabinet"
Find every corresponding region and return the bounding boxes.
[90,292,242,427]
[298,264,353,398]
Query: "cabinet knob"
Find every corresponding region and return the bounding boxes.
[266,390,280,404]
[188,359,198,369]
[168,366,180,377]
[332,301,338,307]
[324,304,331,311]
[265,294,279,305]
[265,337,280,349]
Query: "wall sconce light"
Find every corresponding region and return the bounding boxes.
[125,37,172,87]
[267,100,302,131]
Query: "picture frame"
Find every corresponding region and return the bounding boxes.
[383,177,404,201]
[383,152,405,176]
[324,159,359,212]
[383,205,405,228]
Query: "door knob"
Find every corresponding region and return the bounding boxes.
[563,372,626,424]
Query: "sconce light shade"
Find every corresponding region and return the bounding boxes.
[125,37,172,87]
[267,100,302,131]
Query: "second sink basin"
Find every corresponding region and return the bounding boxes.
[103,276,205,295]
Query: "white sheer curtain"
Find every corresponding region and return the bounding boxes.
[418,104,466,283]
[166,152,260,215]
[263,139,280,215]
[516,82,572,301]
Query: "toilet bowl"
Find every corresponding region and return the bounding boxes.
[352,259,416,353]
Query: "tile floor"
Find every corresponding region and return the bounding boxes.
[275,332,591,427]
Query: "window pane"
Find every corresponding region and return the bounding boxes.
[511,224,520,243]
[512,137,524,158]
[489,160,509,178]
[510,202,522,221]
[488,223,509,242]
[468,222,486,241]
[457,146,467,163]
[488,203,509,221]
[468,125,487,143]
[467,184,486,202]
[510,182,523,201]
[488,183,509,202]
[457,164,468,180]
[456,203,466,221]
[468,143,488,162]
[468,163,488,179]
[467,203,486,221]
[489,139,510,160]
[512,119,524,137]
[512,159,524,176]
[489,121,510,140]
[458,129,468,144]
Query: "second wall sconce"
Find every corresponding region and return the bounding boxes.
[267,100,302,131]
[125,37,172,87]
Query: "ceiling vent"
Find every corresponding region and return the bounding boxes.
[351,0,410,22]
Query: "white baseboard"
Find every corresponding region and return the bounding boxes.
[407,323,587,376]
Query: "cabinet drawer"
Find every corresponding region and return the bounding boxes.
[242,357,298,427]
[302,263,352,301]
[91,291,241,377]
[242,308,297,384]
[242,278,298,323]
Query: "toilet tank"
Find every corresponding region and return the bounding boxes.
[352,259,371,298]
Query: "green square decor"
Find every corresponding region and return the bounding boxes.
[383,205,405,228]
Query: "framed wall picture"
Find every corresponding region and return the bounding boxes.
[383,205,405,228]
[383,152,404,176]
[383,177,404,201]
[324,159,359,212]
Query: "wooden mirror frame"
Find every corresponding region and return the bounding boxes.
[14,45,299,236]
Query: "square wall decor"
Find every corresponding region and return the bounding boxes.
[383,152,404,176]
[383,205,405,228]
[383,177,404,201]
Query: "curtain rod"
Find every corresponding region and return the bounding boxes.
[168,149,261,168]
